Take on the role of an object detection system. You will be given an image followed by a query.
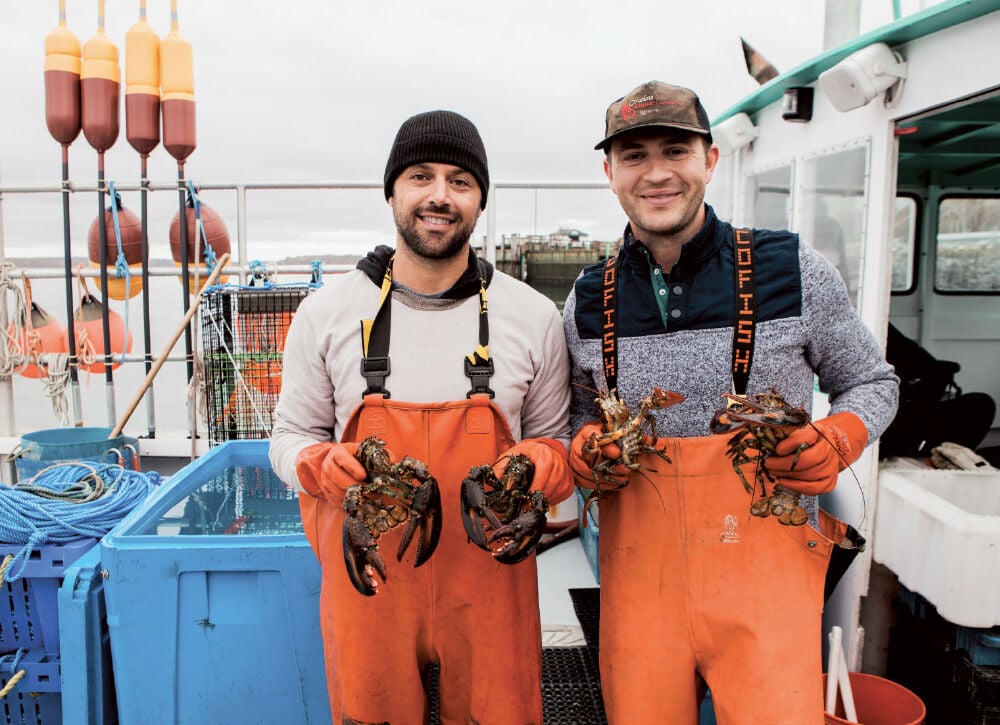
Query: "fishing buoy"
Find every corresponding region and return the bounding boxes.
[80,1,120,153]
[88,196,143,300]
[44,2,82,146]
[125,2,160,156]
[8,287,69,380]
[160,2,195,162]
[73,272,133,375]
[168,199,231,292]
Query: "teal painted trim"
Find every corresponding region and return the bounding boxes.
[713,0,1000,124]
[894,0,903,20]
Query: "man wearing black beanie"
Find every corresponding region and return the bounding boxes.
[271,110,573,723]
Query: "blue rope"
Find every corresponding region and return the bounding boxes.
[108,181,131,363]
[0,463,159,582]
[186,180,218,272]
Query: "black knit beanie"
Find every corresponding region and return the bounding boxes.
[383,110,490,210]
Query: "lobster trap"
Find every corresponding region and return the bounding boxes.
[200,283,317,445]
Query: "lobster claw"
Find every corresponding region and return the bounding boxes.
[342,508,388,597]
[489,491,549,565]
[460,465,504,551]
[396,477,442,566]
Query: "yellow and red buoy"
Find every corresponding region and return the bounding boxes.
[160,2,196,163]
[125,2,160,156]
[44,2,82,146]
[88,197,144,300]
[80,1,120,153]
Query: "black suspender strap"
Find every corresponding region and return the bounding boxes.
[359,256,496,399]
[464,258,495,398]
[359,259,395,397]
[731,228,757,396]
[600,255,619,393]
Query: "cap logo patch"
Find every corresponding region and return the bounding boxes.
[620,103,636,122]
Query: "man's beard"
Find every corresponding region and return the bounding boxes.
[395,204,475,260]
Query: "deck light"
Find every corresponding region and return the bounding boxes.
[711,112,759,156]
[818,42,907,112]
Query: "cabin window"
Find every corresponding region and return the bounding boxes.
[800,146,868,307]
[935,196,1000,293]
[891,195,919,294]
[745,165,792,231]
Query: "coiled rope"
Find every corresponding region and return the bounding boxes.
[0,462,159,583]
[0,262,28,380]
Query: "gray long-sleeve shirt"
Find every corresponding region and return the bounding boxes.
[269,264,571,491]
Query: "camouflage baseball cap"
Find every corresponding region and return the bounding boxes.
[595,81,713,151]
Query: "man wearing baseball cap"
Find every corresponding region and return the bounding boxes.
[271,110,574,722]
[563,82,898,722]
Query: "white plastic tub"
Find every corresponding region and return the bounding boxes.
[874,465,1000,627]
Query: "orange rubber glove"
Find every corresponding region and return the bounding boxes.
[568,422,630,490]
[766,411,869,495]
[295,441,367,505]
[496,438,573,506]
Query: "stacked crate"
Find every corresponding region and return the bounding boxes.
[200,283,318,445]
[0,538,97,725]
[888,586,1000,724]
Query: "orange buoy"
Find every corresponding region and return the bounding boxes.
[44,1,82,146]
[125,2,160,156]
[160,1,195,162]
[9,277,70,379]
[80,0,120,153]
[73,270,133,375]
[88,193,143,300]
[169,198,231,292]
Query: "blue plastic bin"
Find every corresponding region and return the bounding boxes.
[101,441,330,725]
[14,427,139,482]
[576,487,600,584]
[58,544,118,725]
[0,538,97,655]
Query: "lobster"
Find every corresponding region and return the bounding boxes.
[461,453,548,565]
[709,388,812,526]
[579,386,686,510]
[342,435,442,596]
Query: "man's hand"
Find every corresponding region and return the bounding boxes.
[295,441,368,505]
[497,438,573,505]
[568,423,631,489]
[766,412,868,495]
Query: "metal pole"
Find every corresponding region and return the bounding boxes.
[96,156,116,425]
[140,154,156,436]
[61,146,84,425]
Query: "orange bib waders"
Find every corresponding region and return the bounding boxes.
[598,435,845,725]
[300,394,544,725]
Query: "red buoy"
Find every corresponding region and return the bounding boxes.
[88,195,144,300]
[44,1,82,146]
[169,199,231,292]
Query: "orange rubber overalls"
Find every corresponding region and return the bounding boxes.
[299,259,544,724]
[597,435,849,724]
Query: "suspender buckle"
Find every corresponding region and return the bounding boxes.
[360,357,391,398]
[464,357,496,399]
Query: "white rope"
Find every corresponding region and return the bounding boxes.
[188,350,208,424]
[0,262,28,380]
[39,352,71,426]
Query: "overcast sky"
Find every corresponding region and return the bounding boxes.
[1,1,910,258]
